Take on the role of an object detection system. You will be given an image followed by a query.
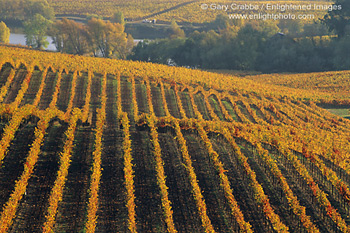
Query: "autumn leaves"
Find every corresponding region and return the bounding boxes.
[2,47,350,233]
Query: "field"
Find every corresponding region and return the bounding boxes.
[47,0,331,23]
[1,45,350,232]
[242,71,350,103]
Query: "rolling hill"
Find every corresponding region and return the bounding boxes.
[48,0,332,23]
[0,45,350,232]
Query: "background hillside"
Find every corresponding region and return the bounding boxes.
[47,0,331,23]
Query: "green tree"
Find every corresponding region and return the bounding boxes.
[278,19,304,36]
[303,21,329,38]
[86,14,103,20]
[207,13,243,31]
[129,40,150,61]
[24,14,52,49]
[26,0,55,20]
[323,0,350,38]
[0,0,54,22]
[169,20,185,39]
[333,36,350,69]
[233,22,277,70]
[0,21,10,43]
[126,34,135,56]
[111,11,125,25]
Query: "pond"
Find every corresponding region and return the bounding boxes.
[9,33,57,51]
[9,33,144,52]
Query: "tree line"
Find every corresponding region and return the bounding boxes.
[0,0,133,59]
[130,0,350,73]
[0,0,53,46]
[48,17,133,58]
[4,14,133,59]
[0,0,349,72]
[130,6,350,73]
[0,0,54,23]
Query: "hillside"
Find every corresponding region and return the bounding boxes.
[242,71,350,104]
[0,45,350,232]
[48,0,331,23]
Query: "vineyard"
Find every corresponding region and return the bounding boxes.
[242,71,350,105]
[47,0,331,23]
[0,45,350,232]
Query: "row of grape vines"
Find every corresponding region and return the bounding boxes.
[1,53,350,232]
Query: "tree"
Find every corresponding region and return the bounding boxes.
[323,0,350,38]
[278,19,304,36]
[59,18,89,55]
[86,14,103,20]
[26,0,55,20]
[126,34,135,56]
[48,18,89,55]
[0,21,10,43]
[86,18,131,58]
[129,40,151,61]
[169,20,185,39]
[24,14,52,49]
[104,21,128,59]
[49,18,132,57]
[208,14,231,31]
[207,13,243,32]
[303,21,329,38]
[48,20,66,52]
[0,0,54,22]
[333,36,350,69]
[112,11,125,25]
[173,37,198,67]
[86,18,106,56]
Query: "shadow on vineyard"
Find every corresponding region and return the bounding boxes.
[1,45,350,232]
